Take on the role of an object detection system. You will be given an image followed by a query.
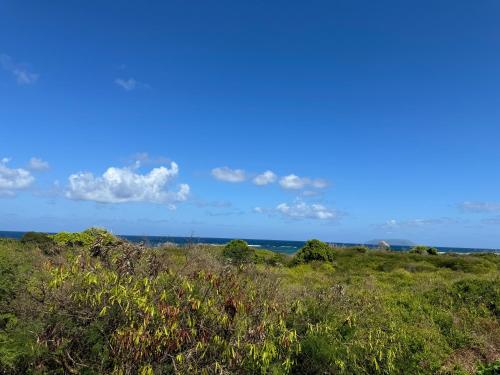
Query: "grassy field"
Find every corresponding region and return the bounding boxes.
[0,229,499,374]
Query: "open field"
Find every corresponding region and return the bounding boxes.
[1,229,499,374]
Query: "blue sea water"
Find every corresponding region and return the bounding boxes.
[0,231,498,255]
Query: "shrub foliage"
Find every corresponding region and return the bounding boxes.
[20,231,57,255]
[409,245,439,255]
[293,239,334,264]
[222,239,255,263]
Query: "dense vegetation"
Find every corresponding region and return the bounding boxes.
[0,230,499,374]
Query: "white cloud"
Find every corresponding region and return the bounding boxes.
[459,201,500,213]
[194,199,232,208]
[253,206,264,213]
[301,190,322,197]
[0,54,38,85]
[115,78,137,91]
[382,217,458,229]
[279,174,327,190]
[206,209,244,217]
[14,70,38,85]
[0,158,35,195]
[211,167,246,183]
[115,78,149,91]
[66,162,189,208]
[275,200,337,220]
[311,178,328,189]
[279,174,307,189]
[385,219,399,228]
[253,170,277,186]
[131,152,170,168]
[28,157,50,171]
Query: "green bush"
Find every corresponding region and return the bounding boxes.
[41,244,299,374]
[0,240,45,372]
[222,239,255,263]
[431,255,491,273]
[409,245,438,255]
[403,262,436,273]
[477,360,500,375]
[293,240,334,264]
[254,249,291,266]
[450,279,499,317]
[267,252,290,266]
[20,232,57,255]
[346,245,369,253]
[51,228,116,248]
[427,247,438,255]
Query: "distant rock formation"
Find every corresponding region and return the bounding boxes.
[365,239,414,247]
[378,240,390,250]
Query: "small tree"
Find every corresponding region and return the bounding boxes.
[223,239,255,263]
[293,239,334,264]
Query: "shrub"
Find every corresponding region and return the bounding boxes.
[346,245,369,253]
[222,239,255,263]
[51,228,116,248]
[254,249,291,266]
[432,256,490,273]
[20,232,57,255]
[267,252,291,266]
[450,279,499,317]
[477,360,500,375]
[404,262,436,273]
[427,247,438,255]
[409,245,438,255]
[42,247,299,374]
[293,240,334,264]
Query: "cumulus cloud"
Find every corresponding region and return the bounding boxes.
[211,167,246,183]
[279,174,307,189]
[279,174,327,190]
[458,201,500,213]
[66,162,189,208]
[253,199,337,220]
[210,167,327,188]
[0,158,35,195]
[253,170,277,186]
[0,54,38,85]
[28,157,50,171]
[276,201,337,220]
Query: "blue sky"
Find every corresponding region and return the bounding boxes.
[1,1,500,248]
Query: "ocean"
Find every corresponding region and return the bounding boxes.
[0,231,498,255]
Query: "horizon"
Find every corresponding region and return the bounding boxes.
[0,229,498,251]
[2,1,500,248]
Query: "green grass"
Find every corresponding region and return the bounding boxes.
[0,231,498,374]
